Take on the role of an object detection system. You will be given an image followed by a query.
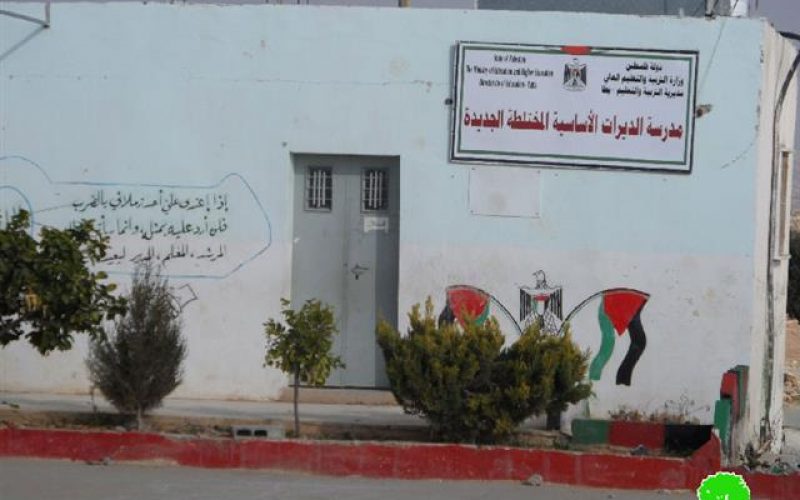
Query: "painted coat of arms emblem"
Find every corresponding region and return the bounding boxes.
[519,270,563,334]
[563,58,587,91]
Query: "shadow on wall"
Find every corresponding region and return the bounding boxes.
[0,4,50,62]
[0,25,45,62]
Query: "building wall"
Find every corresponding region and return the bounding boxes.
[0,3,790,442]
[749,27,798,450]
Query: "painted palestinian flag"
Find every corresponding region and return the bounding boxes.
[440,285,491,327]
[588,289,650,386]
[439,285,524,336]
[440,284,650,387]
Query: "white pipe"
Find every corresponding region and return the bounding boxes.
[731,0,749,17]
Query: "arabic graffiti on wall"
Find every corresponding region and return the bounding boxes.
[71,188,232,266]
[451,43,698,172]
[439,271,650,386]
[0,155,272,279]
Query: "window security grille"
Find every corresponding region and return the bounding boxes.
[362,169,388,211]
[305,167,332,211]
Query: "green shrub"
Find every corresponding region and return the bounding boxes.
[541,328,594,429]
[377,298,591,444]
[788,229,800,319]
[87,264,186,430]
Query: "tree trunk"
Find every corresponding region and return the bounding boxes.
[546,408,561,431]
[293,370,300,438]
[136,408,144,431]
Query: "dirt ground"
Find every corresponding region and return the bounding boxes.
[785,319,800,402]
[0,410,428,442]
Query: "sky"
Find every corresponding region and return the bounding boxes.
[752,0,800,32]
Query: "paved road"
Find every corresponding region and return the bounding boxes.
[0,458,694,500]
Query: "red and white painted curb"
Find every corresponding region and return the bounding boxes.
[0,428,797,497]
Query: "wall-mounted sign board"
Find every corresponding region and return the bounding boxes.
[451,42,698,173]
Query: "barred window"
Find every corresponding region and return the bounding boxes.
[305,167,332,211]
[362,169,388,212]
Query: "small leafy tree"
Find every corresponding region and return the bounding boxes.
[87,264,187,429]
[378,298,592,444]
[264,298,344,437]
[0,210,126,354]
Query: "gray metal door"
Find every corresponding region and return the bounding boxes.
[291,155,399,387]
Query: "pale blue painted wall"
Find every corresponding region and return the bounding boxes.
[0,3,781,423]
[1,5,764,255]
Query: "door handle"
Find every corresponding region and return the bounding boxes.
[350,264,369,280]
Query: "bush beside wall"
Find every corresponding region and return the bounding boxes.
[377,299,591,444]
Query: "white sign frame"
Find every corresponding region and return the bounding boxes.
[450,42,698,174]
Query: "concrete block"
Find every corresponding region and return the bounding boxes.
[720,371,739,419]
[232,424,285,440]
[733,365,749,416]
[714,398,732,456]
[571,418,610,445]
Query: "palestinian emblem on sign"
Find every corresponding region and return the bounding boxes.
[563,58,587,91]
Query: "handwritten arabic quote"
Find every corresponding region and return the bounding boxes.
[0,156,272,279]
[71,188,230,266]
